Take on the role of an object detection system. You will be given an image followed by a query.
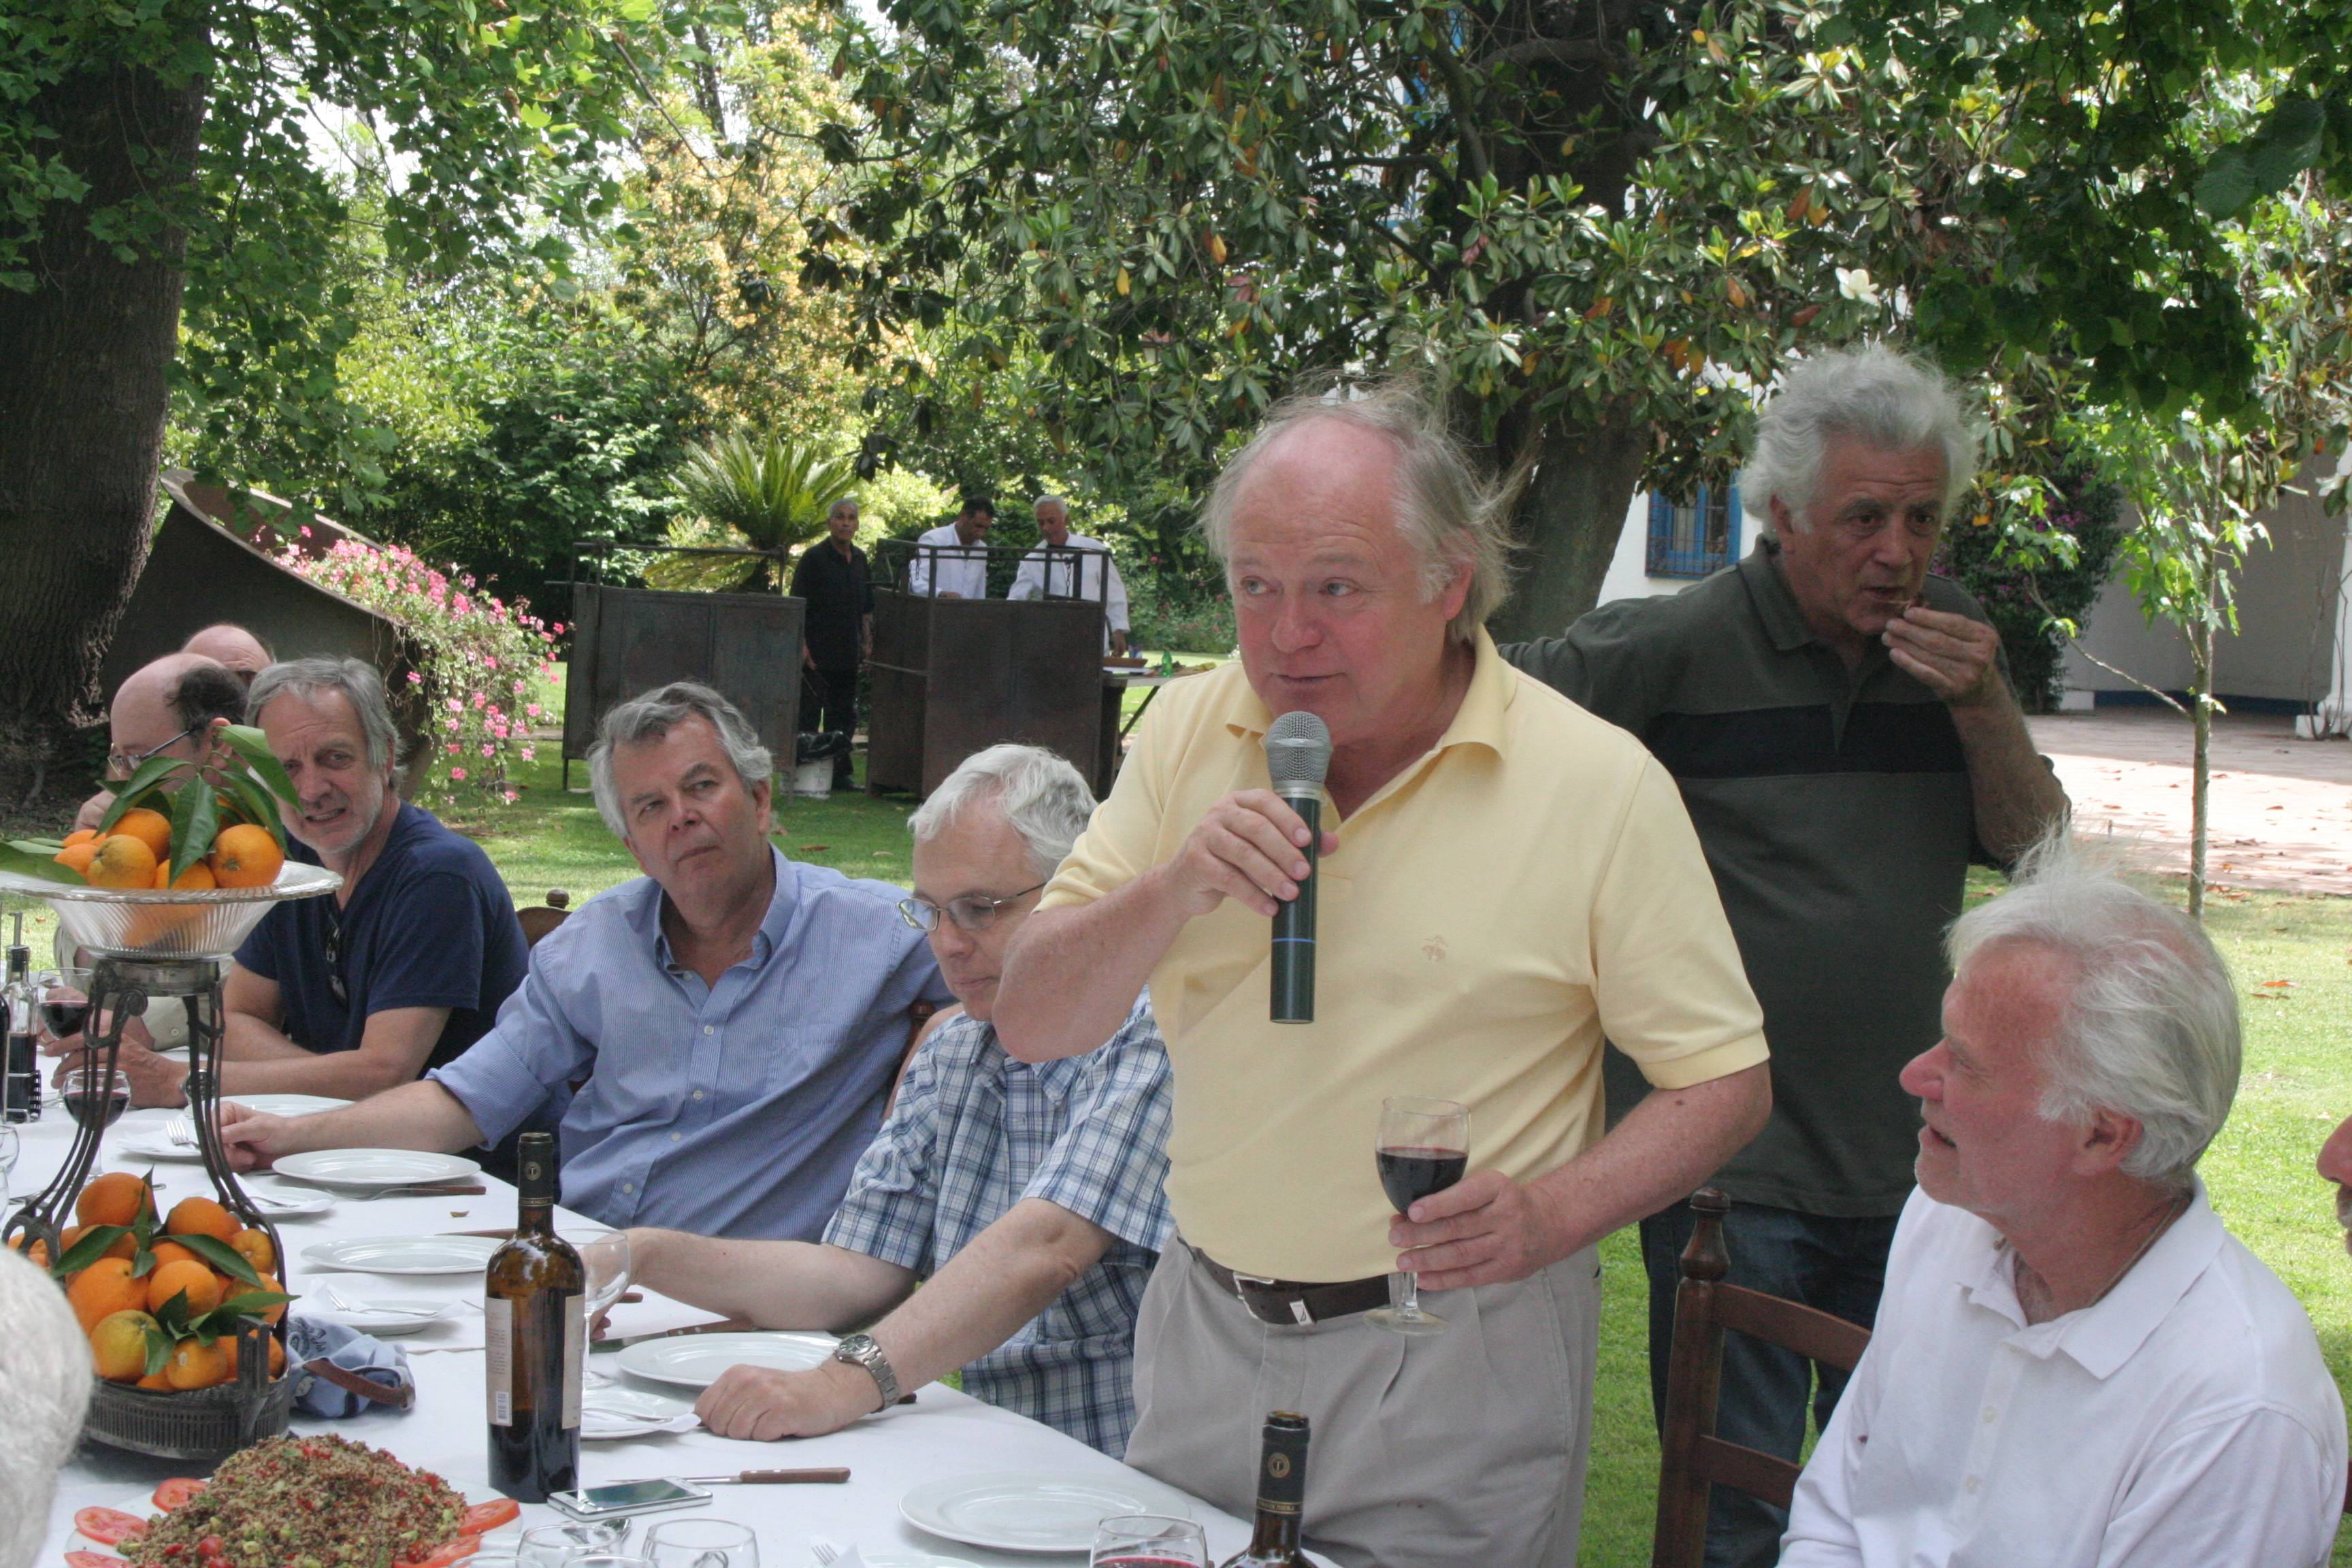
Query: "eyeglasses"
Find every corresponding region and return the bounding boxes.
[106,721,200,779]
[896,881,1047,934]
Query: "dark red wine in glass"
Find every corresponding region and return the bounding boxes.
[41,998,90,1039]
[63,1086,128,1129]
[1368,1096,1469,1336]
[1377,1147,1468,1215]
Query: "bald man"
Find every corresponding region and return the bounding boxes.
[182,623,273,687]
[72,653,247,833]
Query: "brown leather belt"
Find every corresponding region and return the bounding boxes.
[1194,1247,1389,1326]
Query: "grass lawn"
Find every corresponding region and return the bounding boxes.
[10,751,2350,1562]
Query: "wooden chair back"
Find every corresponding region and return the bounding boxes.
[519,888,572,949]
[1652,1188,1874,1568]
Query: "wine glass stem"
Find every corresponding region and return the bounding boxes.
[1399,1264,1421,1317]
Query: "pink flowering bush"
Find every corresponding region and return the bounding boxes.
[277,538,559,809]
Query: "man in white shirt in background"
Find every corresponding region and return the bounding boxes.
[1009,495,1130,656]
[1780,840,2345,1568]
[906,493,994,600]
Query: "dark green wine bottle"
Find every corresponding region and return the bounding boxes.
[1218,1411,1311,1567]
[485,1132,583,1501]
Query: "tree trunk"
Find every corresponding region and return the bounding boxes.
[1484,411,1650,644]
[0,30,208,797]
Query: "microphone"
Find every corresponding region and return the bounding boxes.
[1263,711,1332,1024]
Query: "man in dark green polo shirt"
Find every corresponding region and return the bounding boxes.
[1505,344,2068,1568]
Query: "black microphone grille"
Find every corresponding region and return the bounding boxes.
[1263,710,1333,792]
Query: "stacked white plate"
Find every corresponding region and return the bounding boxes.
[300,1235,502,1275]
[899,1471,1194,1554]
[273,1149,480,1190]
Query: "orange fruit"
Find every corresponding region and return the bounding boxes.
[6,1232,49,1267]
[146,1239,201,1271]
[210,824,284,889]
[221,1333,287,1382]
[165,1196,239,1244]
[250,1274,289,1324]
[154,858,216,891]
[54,842,97,874]
[63,828,97,847]
[59,1223,135,1263]
[67,1258,148,1333]
[111,806,175,861]
[136,1371,175,1390]
[229,1229,276,1273]
[85,834,159,889]
[91,1309,160,1382]
[146,1258,223,1317]
[78,1173,154,1228]
[164,1337,231,1390]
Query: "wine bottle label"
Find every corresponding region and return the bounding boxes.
[485,1296,514,1426]
[561,1293,585,1431]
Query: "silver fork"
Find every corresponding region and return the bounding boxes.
[811,1544,840,1565]
[166,1115,195,1147]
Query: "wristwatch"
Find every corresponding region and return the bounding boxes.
[830,1332,900,1411]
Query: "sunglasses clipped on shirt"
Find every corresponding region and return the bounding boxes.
[896,881,1047,935]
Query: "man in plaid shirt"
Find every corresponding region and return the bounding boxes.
[624,744,1173,1454]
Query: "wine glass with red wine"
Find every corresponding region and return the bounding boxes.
[1090,1514,1209,1568]
[39,966,93,1045]
[1369,1095,1470,1336]
[62,1062,130,1130]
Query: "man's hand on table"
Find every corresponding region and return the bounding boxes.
[1389,1170,1575,1292]
[214,1102,298,1170]
[695,1357,883,1442]
[47,1017,189,1109]
[1152,789,1340,920]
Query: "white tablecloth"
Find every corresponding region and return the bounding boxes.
[19,1106,1270,1566]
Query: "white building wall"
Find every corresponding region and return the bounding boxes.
[2063,459,2349,708]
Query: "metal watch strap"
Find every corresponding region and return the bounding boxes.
[831,1332,900,1410]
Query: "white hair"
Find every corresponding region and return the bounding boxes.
[909,744,1096,879]
[1740,344,1978,535]
[587,682,772,840]
[1947,836,2240,1188]
[827,495,860,517]
[1198,376,1515,643]
[1034,495,1067,516]
[0,1247,90,1568]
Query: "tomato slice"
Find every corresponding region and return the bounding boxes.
[75,1505,149,1546]
[457,1499,519,1535]
[397,1531,483,1568]
[65,1553,120,1568]
[154,1476,210,1511]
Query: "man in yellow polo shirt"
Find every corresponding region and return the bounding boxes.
[995,379,1772,1568]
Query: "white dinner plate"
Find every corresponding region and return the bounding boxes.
[579,1384,700,1439]
[301,1235,502,1275]
[274,1149,481,1188]
[240,1183,334,1218]
[899,1470,1194,1554]
[229,1094,354,1117]
[108,1124,207,1162]
[612,1330,839,1388]
[76,1489,523,1557]
[866,1555,987,1568]
[312,1296,459,1337]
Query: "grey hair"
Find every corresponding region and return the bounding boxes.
[1947,836,2240,1188]
[1740,344,1978,535]
[0,1247,91,1568]
[247,657,399,773]
[827,495,860,517]
[1034,494,1067,517]
[588,682,773,840]
[1197,375,1515,643]
[909,744,1096,880]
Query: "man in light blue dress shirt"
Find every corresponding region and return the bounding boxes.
[622,744,1173,1455]
[218,682,949,1240]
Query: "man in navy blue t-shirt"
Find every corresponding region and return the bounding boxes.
[111,657,528,1108]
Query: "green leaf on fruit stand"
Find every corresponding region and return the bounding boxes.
[220,725,299,807]
[173,1230,265,1288]
[218,772,288,852]
[204,1295,292,1334]
[167,773,218,883]
[97,754,187,834]
[50,1224,130,1279]
[0,841,87,885]
[142,1319,173,1380]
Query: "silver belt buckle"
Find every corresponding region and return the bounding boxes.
[1230,1272,1313,1326]
[1230,1271,1277,1305]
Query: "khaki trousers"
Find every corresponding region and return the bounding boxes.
[1125,1239,1600,1568]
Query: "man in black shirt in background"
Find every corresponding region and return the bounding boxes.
[791,495,873,790]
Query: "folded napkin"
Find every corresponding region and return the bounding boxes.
[284,1310,416,1416]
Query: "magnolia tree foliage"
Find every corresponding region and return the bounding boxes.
[812,0,1955,638]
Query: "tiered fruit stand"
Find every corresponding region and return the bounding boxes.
[1,863,339,1458]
